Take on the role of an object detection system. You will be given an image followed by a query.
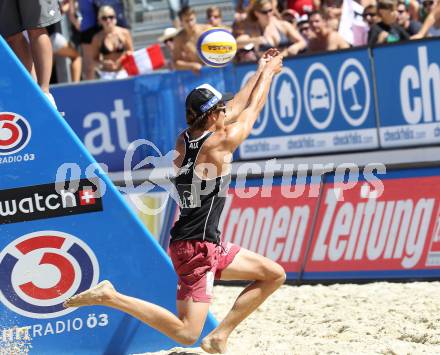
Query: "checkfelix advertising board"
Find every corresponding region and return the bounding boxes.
[374,39,440,147]
[235,48,379,159]
[0,37,216,354]
[303,168,440,280]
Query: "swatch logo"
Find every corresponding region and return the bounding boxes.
[0,179,103,225]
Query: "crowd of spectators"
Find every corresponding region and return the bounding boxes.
[1,0,439,88]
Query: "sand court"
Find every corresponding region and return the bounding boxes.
[138,282,440,355]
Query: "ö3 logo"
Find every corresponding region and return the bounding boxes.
[0,231,99,318]
[0,112,31,155]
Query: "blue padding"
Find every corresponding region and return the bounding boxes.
[0,36,216,354]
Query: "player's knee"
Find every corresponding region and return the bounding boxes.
[265,262,286,285]
[175,326,201,346]
[177,332,199,346]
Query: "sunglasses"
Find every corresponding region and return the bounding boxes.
[397,9,406,13]
[101,15,115,21]
[363,12,377,17]
[423,0,434,5]
[258,8,273,15]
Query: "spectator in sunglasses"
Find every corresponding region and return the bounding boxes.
[158,27,179,70]
[234,0,306,57]
[368,0,410,46]
[307,10,350,52]
[396,1,422,35]
[234,0,278,20]
[297,15,312,42]
[90,5,133,80]
[363,5,378,28]
[235,42,259,63]
[207,6,223,27]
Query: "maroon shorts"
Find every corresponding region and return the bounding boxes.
[168,240,241,303]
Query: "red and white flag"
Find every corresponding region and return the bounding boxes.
[121,44,165,76]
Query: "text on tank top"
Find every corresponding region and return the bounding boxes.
[170,130,230,244]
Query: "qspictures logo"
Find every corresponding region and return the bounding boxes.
[0,112,31,155]
[0,231,99,318]
[0,179,103,225]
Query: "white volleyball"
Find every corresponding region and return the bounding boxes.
[197,28,237,67]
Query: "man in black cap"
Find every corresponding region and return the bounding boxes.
[64,49,284,354]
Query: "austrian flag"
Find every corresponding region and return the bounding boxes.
[122,44,165,76]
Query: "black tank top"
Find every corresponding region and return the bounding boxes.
[170,130,230,245]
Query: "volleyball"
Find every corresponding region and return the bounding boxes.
[197,28,237,67]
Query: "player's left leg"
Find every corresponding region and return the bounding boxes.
[201,248,286,354]
[64,280,210,345]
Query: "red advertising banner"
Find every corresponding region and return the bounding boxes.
[304,175,440,274]
[218,183,320,275]
[162,169,440,281]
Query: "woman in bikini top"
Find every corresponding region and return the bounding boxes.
[234,0,306,58]
[90,5,133,77]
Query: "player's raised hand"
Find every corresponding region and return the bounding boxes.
[266,50,283,74]
[258,48,280,69]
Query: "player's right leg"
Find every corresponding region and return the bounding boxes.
[64,280,210,345]
[201,248,286,353]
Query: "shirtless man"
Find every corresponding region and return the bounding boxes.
[172,6,209,74]
[307,10,350,52]
[63,49,285,354]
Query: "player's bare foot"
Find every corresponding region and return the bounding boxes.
[201,333,228,354]
[63,280,115,308]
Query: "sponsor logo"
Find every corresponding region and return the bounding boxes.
[218,187,318,272]
[0,112,31,156]
[270,67,301,133]
[206,175,440,274]
[0,231,99,318]
[0,179,103,225]
[309,177,440,270]
[399,46,440,125]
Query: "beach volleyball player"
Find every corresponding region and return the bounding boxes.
[64,49,285,354]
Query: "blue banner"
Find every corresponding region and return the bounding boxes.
[53,78,144,172]
[373,38,440,147]
[234,48,379,159]
[52,67,230,172]
[0,37,216,353]
[51,39,440,166]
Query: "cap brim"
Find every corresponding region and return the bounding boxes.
[222,92,234,102]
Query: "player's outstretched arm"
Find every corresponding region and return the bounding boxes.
[225,49,280,123]
[224,53,283,151]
